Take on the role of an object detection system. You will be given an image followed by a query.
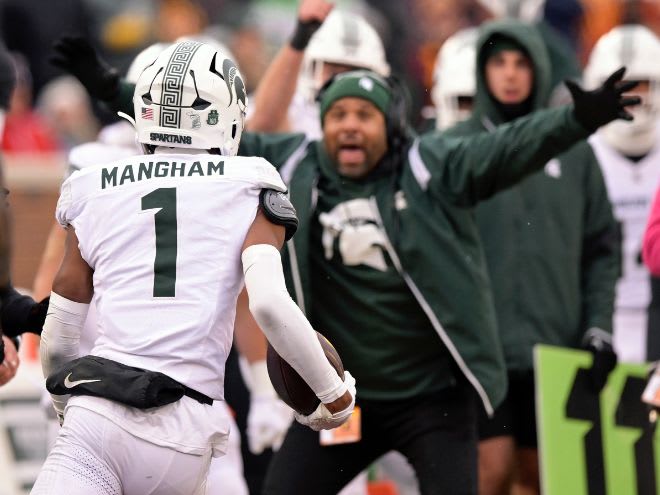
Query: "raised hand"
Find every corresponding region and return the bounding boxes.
[566,67,641,132]
[50,36,120,102]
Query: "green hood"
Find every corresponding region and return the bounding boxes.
[474,19,552,124]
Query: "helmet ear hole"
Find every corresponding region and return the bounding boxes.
[231,123,238,139]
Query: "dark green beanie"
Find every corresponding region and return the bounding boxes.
[319,70,392,121]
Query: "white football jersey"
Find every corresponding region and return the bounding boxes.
[57,151,286,400]
[590,129,660,311]
[66,141,139,356]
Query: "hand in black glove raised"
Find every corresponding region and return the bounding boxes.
[50,36,120,102]
[566,67,641,132]
[581,328,618,392]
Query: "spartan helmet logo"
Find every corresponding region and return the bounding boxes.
[319,198,389,272]
[222,58,247,112]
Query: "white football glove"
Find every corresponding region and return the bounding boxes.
[248,394,293,454]
[242,359,293,454]
[295,371,356,431]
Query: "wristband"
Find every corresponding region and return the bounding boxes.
[290,19,322,51]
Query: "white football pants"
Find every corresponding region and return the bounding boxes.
[32,406,212,495]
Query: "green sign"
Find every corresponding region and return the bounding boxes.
[535,345,660,495]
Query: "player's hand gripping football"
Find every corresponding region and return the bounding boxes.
[50,36,120,102]
[566,67,641,132]
[294,370,356,431]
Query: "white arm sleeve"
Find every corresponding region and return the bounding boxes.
[40,292,89,415]
[242,244,347,403]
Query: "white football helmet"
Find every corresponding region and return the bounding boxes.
[133,41,247,156]
[584,25,660,156]
[126,36,237,85]
[432,28,479,130]
[298,10,390,103]
[477,0,546,22]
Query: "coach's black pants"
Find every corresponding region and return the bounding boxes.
[263,384,478,495]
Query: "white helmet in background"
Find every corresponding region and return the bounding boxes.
[432,28,479,130]
[478,0,546,22]
[298,10,390,102]
[584,25,660,156]
[134,41,247,156]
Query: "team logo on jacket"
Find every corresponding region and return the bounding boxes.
[207,110,219,125]
[319,198,388,271]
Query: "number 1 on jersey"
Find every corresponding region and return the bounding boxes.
[142,188,177,297]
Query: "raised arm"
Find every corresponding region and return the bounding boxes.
[419,68,640,206]
[246,0,334,132]
[241,204,354,430]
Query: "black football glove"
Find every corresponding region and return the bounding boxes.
[565,67,641,132]
[290,19,323,51]
[581,328,618,392]
[0,286,49,336]
[50,36,120,102]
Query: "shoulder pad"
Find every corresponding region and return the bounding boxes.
[259,189,298,241]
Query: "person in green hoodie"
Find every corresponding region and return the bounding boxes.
[443,20,619,495]
[49,37,637,494]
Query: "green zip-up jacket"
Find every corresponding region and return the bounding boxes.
[239,104,591,414]
[444,20,618,371]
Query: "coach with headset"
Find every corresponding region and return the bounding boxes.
[233,66,639,494]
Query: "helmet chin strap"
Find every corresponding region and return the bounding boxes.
[601,108,658,157]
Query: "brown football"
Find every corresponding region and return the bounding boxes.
[266,331,344,415]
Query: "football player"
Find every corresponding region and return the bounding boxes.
[32,41,355,495]
[584,25,660,363]
[247,0,390,140]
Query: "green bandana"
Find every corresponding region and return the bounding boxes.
[319,71,392,121]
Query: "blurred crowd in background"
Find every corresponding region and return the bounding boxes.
[1,0,660,155]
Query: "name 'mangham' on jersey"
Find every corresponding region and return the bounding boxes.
[56,152,286,400]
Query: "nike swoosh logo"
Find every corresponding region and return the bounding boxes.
[64,372,101,389]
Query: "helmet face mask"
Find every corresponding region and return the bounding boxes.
[584,25,660,156]
[133,41,247,156]
[298,10,390,103]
